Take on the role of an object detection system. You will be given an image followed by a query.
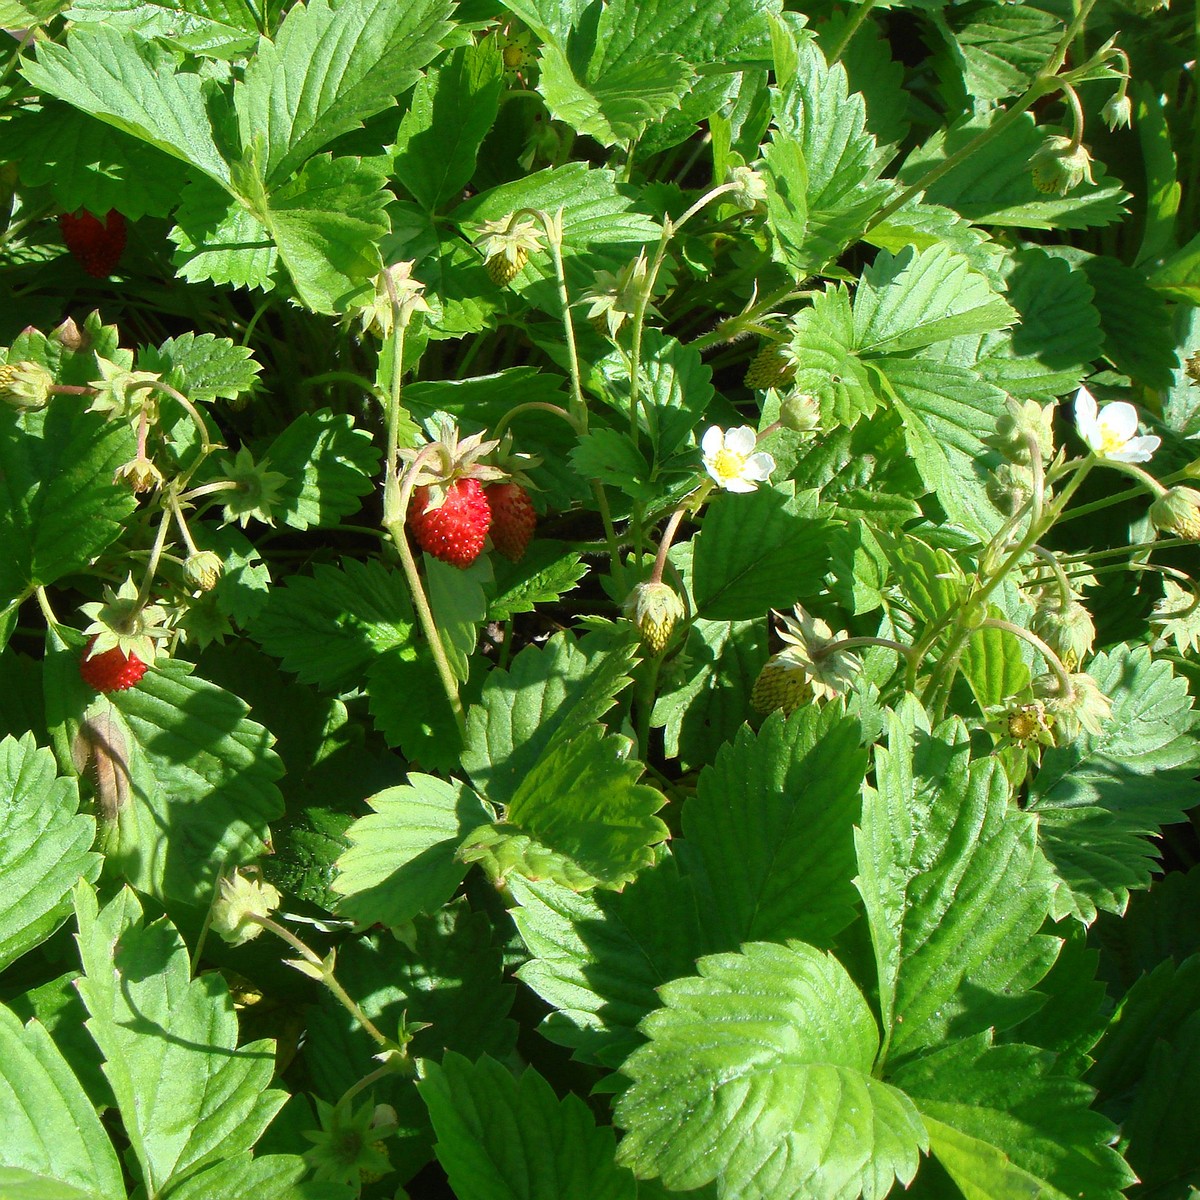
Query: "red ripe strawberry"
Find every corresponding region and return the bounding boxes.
[80,635,146,693]
[408,479,492,568]
[485,482,535,562]
[58,209,127,278]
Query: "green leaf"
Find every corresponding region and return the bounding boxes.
[234,0,454,187]
[425,553,491,684]
[892,1034,1133,1200]
[0,400,136,608]
[253,559,414,692]
[692,482,832,620]
[421,1054,637,1200]
[333,774,493,927]
[786,285,878,427]
[7,100,190,221]
[487,541,588,622]
[104,657,285,909]
[899,111,1129,231]
[0,735,99,971]
[63,0,261,56]
[652,617,767,771]
[510,853,708,1067]
[264,154,391,314]
[139,332,262,403]
[73,884,288,1197]
[615,940,926,1198]
[767,39,894,271]
[365,648,461,772]
[883,357,1007,537]
[459,725,667,890]
[538,40,694,147]
[263,409,380,530]
[23,27,232,187]
[461,631,637,806]
[941,4,1061,102]
[154,1155,346,1200]
[1028,645,1200,922]
[958,613,1031,712]
[393,42,504,211]
[857,700,1059,1064]
[0,1005,124,1200]
[169,179,280,293]
[682,706,865,947]
[853,245,1015,355]
[1095,865,1200,989]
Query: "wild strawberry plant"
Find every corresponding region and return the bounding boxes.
[1,0,1199,1196]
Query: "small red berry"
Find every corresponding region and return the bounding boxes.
[408,479,492,568]
[79,635,146,693]
[485,482,536,562]
[58,209,127,278]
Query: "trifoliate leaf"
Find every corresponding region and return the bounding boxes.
[461,631,638,806]
[334,774,493,927]
[487,540,588,622]
[459,725,668,891]
[0,734,99,972]
[682,706,865,948]
[0,1004,123,1200]
[73,883,288,1197]
[169,179,280,293]
[615,940,927,1198]
[253,558,414,692]
[1028,645,1200,922]
[510,852,708,1067]
[264,409,380,530]
[63,0,261,56]
[421,1054,637,1200]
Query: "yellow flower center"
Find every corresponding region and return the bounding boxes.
[1097,427,1126,455]
[710,448,745,482]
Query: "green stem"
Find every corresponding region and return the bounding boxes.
[1032,545,1074,609]
[593,482,626,591]
[135,501,176,610]
[382,322,408,527]
[492,401,581,442]
[33,586,59,628]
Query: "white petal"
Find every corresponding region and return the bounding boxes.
[1109,435,1161,463]
[725,425,758,456]
[722,476,759,493]
[701,425,725,457]
[1073,386,1100,445]
[743,451,776,481]
[1097,401,1138,444]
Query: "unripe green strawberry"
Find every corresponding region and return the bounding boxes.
[409,479,492,568]
[486,247,528,286]
[750,658,811,714]
[485,482,536,561]
[744,343,796,390]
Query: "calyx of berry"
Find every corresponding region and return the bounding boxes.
[399,421,504,513]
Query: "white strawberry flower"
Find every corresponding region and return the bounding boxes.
[701,425,776,493]
[1073,386,1160,463]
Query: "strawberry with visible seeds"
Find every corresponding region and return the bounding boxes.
[485,482,536,561]
[408,479,492,568]
[59,209,127,278]
[80,635,146,693]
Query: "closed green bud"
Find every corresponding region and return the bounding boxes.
[1030,136,1095,196]
[1101,91,1133,131]
[184,550,224,591]
[211,870,281,947]
[986,398,1055,466]
[986,462,1035,517]
[1030,598,1095,670]
[778,390,820,433]
[1150,485,1200,540]
[0,360,54,409]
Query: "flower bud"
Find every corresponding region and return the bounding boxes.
[51,316,86,352]
[0,360,54,409]
[1030,136,1095,196]
[184,550,224,591]
[625,581,685,654]
[986,398,1055,466]
[726,163,769,211]
[986,462,1035,517]
[1150,486,1200,540]
[1101,91,1133,131]
[1030,598,1095,670]
[778,390,820,433]
[211,870,282,947]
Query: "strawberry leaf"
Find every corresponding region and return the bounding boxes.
[0,735,99,972]
[139,332,263,403]
[0,1004,124,1200]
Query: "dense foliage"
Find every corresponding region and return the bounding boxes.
[2,0,1200,1195]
